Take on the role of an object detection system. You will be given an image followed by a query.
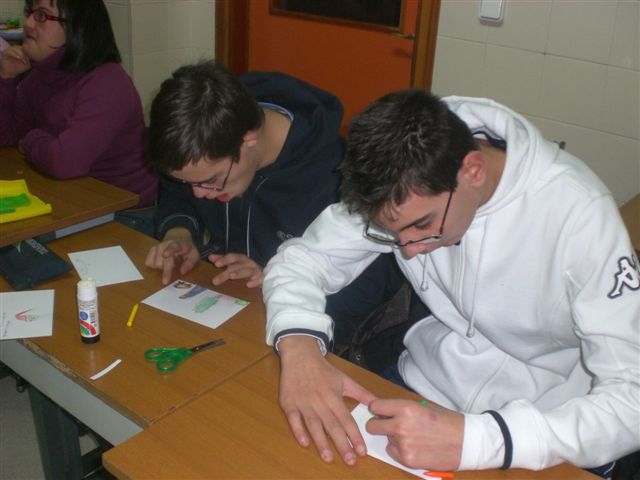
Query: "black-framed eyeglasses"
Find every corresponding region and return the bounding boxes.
[176,159,234,191]
[364,189,454,247]
[24,6,67,24]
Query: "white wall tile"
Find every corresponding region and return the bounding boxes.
[168,1,215,50]
[481,45,544,116]
[486,0,552,53]
[539,55,607,130]
[601,67,640,139]
[0,0,23,18]
[189,2,216,50]
[527,115,640,206]
[431,36,486,98]
[547,0,617,64]
[132,51,172,121]
[609,0,640,70]
[167,3,192,49]
[131,3,169,54]
[106,3,131,57]
[438,0,488,43]
[120,53,132,76]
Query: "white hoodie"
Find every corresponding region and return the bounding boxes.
[263,97,640,471]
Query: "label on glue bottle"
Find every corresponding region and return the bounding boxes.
[77,279,100,343]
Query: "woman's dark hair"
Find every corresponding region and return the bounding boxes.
[28,0,121,71]
[149,61,264,173]
[340,89,477,220]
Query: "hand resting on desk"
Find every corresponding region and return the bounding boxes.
[146,227,265,288]
[208,252,264,288]
[278,336,465,471]
[145,227,200,285]
[278,336,375,466]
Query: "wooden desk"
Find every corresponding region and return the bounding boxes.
[103,354,597,480]
[0,146,138,247]
[620,193,639,254]
[0,222,270,444]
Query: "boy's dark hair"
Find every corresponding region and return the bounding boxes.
[30,0,121,71]
[339,89,477,220]
[149,61,264,174]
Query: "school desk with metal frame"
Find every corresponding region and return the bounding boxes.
[103,352,598,480]
[0,221,270,478]
[0,146,138,248]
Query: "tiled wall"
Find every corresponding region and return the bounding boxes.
[105,0,216,121]
[431,0,640,206]
[0,0,23,17]
[6,1,638,205]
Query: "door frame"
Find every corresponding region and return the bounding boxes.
[215,0,441,91]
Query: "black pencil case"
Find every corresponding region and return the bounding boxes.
[0,238,72,290]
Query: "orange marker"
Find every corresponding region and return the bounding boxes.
[423,471,455,479]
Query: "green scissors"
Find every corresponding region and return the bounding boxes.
[144,338,225,373]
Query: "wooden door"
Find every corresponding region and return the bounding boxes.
[216,0,440,129]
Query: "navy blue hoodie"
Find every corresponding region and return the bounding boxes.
[154,71,406,348]
[155,71,344,266]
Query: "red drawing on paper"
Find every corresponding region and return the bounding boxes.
[15,309,39,322]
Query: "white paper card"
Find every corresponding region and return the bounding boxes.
[141,280,249,329]
[68,246,143,287]
[351,403,441,479]
[0,290,54,340]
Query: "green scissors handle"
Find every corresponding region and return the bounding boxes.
[144,347,192,372]
[144,338,225,373]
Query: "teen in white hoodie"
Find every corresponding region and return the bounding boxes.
[262,90,639,474]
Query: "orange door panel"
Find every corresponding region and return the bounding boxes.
[248,0,419,127]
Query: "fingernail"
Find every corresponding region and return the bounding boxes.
[297,435,309,447]
[321,450,333,462]
[356,444,366,456]
[344,452,356,465]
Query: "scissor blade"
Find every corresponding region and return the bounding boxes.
[190,338,225,353]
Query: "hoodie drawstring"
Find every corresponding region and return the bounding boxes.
[245,176,269,259]
[420,255,429,291]
[224,203,229,251]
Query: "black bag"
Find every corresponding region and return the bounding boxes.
[342,281,415,374]
[0,238,72,290]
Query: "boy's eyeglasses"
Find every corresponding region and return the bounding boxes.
[364,189,454,247]
[24,6,67,24]
[176,159,234,191]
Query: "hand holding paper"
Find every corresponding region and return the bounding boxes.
[351,401,462,479]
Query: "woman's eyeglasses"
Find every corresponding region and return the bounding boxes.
[24,7,66,24]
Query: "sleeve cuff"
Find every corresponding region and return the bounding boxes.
[273,329,332,356]
[459,411,506,470]
[483,410,513,469]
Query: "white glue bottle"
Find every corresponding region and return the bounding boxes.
[77,279,100,343]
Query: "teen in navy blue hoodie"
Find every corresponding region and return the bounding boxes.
[146,61,404,348]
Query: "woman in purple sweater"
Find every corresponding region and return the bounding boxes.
[0,0,158,234]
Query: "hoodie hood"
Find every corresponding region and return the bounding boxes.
[241,71,344,184]
[444,96,560,217]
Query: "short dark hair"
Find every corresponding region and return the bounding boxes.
[28,0,121,71]
[339,89,476,220]
[149,61,264,174]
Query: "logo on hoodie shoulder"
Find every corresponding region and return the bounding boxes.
[608,254,640,298]
[276,230,294,243]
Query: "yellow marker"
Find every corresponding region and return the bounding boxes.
[127,303,139,328]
